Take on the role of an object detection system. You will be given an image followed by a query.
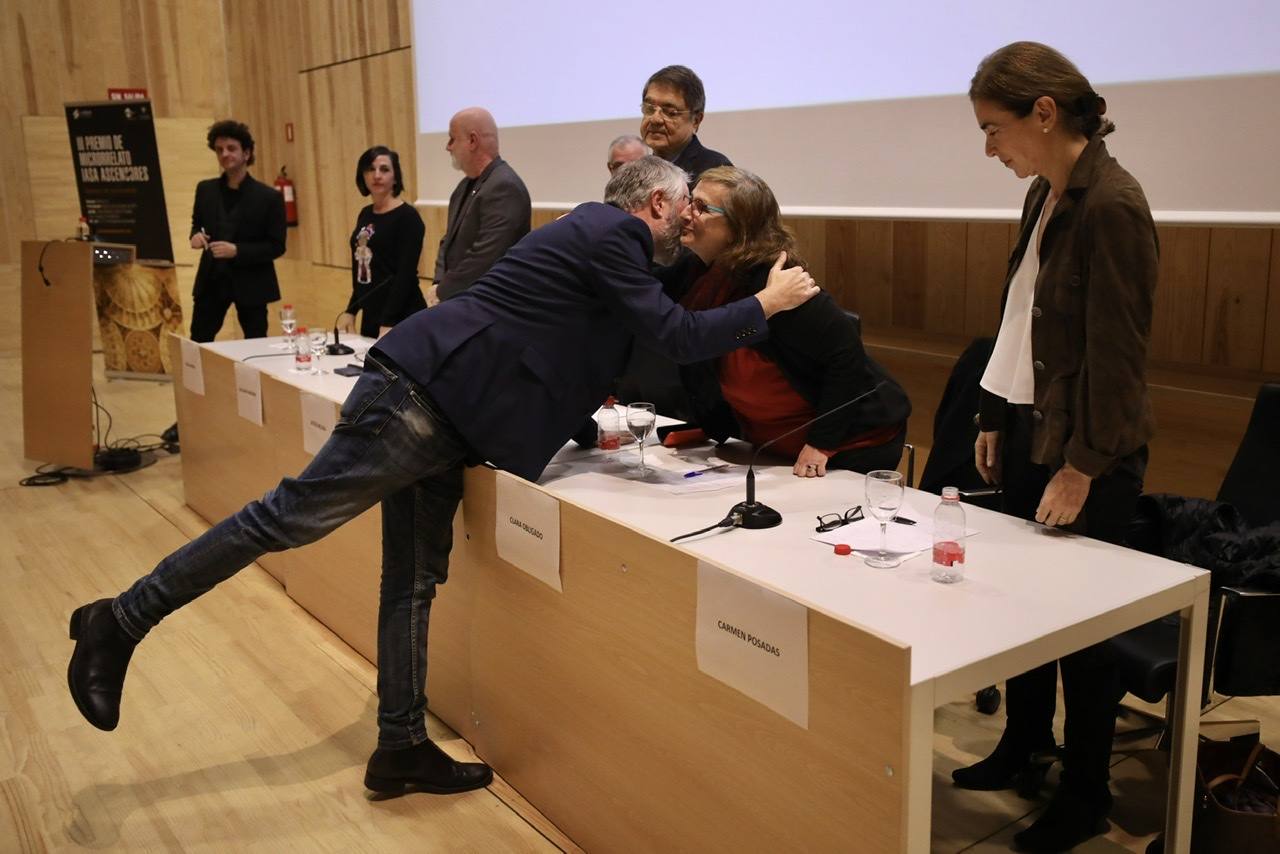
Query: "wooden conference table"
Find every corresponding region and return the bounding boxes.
[170,335,1209,853]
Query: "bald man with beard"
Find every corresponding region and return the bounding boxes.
[429,107,532,305]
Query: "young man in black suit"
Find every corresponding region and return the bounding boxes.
[188,120,287,342]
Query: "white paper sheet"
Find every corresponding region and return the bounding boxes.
[179,339,204,395]
[495,473,563,592]
[299,392,336,455]
[233,362,263,426]
[695,561,809,728]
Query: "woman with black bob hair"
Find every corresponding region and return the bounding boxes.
[952,42,1159,853]
[337,145,426,339]
[665,165,910,477]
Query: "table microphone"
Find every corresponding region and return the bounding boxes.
[327,274,395,355]
[671,381,886,543]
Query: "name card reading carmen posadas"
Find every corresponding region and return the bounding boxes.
[233,362,263,426]
[495,472,562,592]
[299,392,336,456]
[695,561,810,728]
[179,339,204,395]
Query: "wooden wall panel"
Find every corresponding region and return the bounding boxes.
[847,220,895,325]
[1202,228,1272,371]
[921,222,967,333]
[1265,230,1280,374]
[891,221,926,328]
[963,222,1010,337]
[223,0,310,261]
[303,48,418,270]
[1150,226,1210,364]
[297,0,411,70]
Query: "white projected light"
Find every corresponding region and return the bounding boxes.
[412,1,1280,218]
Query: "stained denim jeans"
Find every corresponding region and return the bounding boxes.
[114,351,468,747]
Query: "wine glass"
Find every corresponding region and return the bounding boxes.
[864,470,905,568]
[277,304,297,349]
[308,329,328,374]
[626,402,657,476]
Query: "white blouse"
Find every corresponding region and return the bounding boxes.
[980,200,1054,406]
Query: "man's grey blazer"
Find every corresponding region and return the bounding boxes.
[433,157,531,300]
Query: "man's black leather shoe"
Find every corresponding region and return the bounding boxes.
[67,598,138,731]
[364,740,493,796]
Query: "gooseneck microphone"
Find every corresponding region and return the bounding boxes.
[670,381,886,542]
[327,274,395,355]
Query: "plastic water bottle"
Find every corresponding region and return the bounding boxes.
[293,325,312,372]
[597,396,622,451]
[931,486,966,583]
[77,216,91,240]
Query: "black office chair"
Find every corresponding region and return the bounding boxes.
[1111,382,1280,746]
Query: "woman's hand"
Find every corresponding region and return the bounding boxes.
[378,325,393,338]
[335,313,356,334]
[756,252,818,318]
[975,430,1002,485]
[208,241,237,259]
[1036,463,1092,527]
[792,444,829,478]
[426,285,441,307]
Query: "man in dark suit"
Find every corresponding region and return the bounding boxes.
[640,65,732,184]
[67,157,818,798]
[188,120,287,342]
[428,107,531,305]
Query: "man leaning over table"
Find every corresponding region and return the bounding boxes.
[66,156,821,797]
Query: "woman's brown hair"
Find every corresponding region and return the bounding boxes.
[697,166,805,278]
[969,41,1114,138]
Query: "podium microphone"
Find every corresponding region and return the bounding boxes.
[327,274,395,355]
[671,381,886,542]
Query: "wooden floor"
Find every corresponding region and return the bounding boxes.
[2,259,1277,852]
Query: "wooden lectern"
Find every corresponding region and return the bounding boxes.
[20,240,134,469]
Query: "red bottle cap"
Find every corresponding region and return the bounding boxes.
[834,544,852,556]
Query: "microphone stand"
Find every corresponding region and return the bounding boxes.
[728,380,885,529]
[327,274,395,355]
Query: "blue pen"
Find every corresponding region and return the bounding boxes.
[683,463,731,478]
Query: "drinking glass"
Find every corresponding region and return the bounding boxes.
[276,305,298,349]
[864,470,905,568]
[626,402,657,476]
[308,329,328,374]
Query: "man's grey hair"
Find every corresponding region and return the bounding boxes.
[604,156,688,211]
[607,134,651,156]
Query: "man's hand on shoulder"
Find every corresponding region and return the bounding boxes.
[755,252,819,318]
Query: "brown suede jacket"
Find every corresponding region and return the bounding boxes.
[977,135,1159,478]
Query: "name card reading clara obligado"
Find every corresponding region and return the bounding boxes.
[233,362,263,426]
[300,392,336,455]
[695,561,810,728]
[179,338,204,395]
[495,472,562,592]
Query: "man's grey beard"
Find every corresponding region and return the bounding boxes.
[651,211,684,265]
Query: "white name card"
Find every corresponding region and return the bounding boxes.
[695,561,809,728]
[299,392,336,455]
[233,362,263,426]
[179,339,204,395]
[495,473,562,592]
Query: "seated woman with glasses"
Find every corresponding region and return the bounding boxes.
[661,166,911,477]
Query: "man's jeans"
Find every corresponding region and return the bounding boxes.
[114,352,468,747]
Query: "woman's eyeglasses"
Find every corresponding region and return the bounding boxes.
[689,198,726,218]
[815,506,864,532]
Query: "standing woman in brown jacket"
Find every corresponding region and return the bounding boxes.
[950,42,1159,852]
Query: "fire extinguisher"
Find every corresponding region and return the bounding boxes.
[274,166,299,227]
